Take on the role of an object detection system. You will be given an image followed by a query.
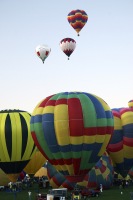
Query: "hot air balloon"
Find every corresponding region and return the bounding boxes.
[34,166,47,178]
[79,152,114,189]
[0,109,37,182]
[128,100,133,108]
[24,148,47,175]
[30,92,114,183]
[60,38,76,60]
[67,9,88,36]
[35,44,51,63]
[46,161,74,190]
[47,152,114,190]
[107,107,133,178]
[0,169,11,187]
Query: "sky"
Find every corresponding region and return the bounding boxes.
[0,0,133,113]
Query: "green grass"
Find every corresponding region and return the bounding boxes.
[0,184,133,200]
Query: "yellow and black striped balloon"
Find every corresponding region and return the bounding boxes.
[0,109,37,176]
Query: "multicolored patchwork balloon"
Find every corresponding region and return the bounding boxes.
[30,91,114,183]
[60,38,76,60]
[47,152,114,190]
[67,9,88,36]
[107,107,133,178]
[46,162,74,190]
[79,152,114,189]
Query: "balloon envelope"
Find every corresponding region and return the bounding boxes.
[0,109,37,182]
[107,107,133,178]
[128,100,133,108]
[35,44,51,63]
[30,92,114,183]
[60,38,76,59]
[0,169,11,186]
[34,166,47,178]
[47,152,114,190]
[80,152,114,189]
[67,9,88,36]
[46,162,74,190]
[24,148,47,175]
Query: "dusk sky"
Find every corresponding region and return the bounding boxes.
[0,0,133,113]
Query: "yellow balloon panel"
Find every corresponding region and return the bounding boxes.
[34,167,47,177]
[109,150,124,163]
[0,169,10,186]
[24,150,47,174]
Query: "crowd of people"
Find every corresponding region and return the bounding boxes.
[113,178,132,188]
[3,175,49,193]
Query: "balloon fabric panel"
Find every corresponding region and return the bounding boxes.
[24,149,47,174]
[5,115,12,159]
[47,162,76,189]
[47,162,69,187]
[9,113,23,161]
[0,169,11,186]
[0,113,11,161]
[85,152,114,189]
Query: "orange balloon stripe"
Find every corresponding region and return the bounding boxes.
[70,21,86,28]
[67,14,88,21]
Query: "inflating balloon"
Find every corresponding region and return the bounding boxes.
[30,91,114,183]
[67,9,88,36]
[107,107,133,178]
[79,151,114,189]
[128,100,133,108]
[46,161,74,190]
[24,148,47,175]
[0,169,11,186]
[34,166,47,178]
[35,44,51,63]
[47,152,114,190]
[0,109,37,182]
[60,38,76,60]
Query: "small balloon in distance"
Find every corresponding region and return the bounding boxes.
[67,9,88,36]
[59,38,76,60]
[35,44,51,64]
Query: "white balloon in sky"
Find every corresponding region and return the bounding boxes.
[35,44,51,63]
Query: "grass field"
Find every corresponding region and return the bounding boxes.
[0,184,133,200]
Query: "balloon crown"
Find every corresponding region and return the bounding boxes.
[0,109,28,113]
